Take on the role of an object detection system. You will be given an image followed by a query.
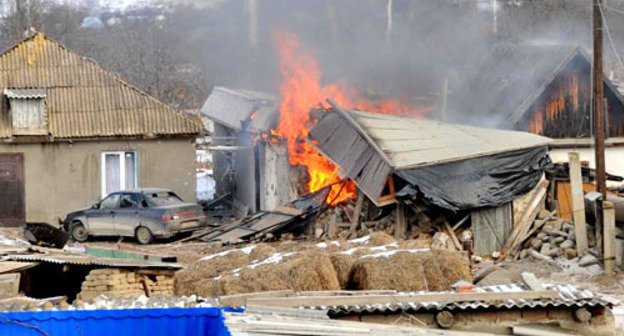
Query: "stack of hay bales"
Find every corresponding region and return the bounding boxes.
[147,275,175,296]
[78,269,143,301]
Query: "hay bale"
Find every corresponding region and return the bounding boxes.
[369,232,396,246]
[193,279,221,297]
[249,243,276,261]
[350,250,470,292]
[219,275,249,295]
[174,249,251,295]
[399,239,431,249]
[351,252,428,291]
[289,252,340,291]
[330,253,356,289]
[434,250,471,285]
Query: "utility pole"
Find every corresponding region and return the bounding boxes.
[386,0,393,43]
[593,0,606,260]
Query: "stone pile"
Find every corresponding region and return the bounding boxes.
[78,268,175,302]
[518,218,588,261]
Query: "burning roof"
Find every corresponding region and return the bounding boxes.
[309,102,552,210]
[200,86,279,132]
[454,43,624,133]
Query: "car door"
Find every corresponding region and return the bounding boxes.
[87,193,120,236]
[115,193,141,237]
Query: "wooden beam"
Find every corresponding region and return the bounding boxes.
[349,192,365,237]
[443,221,462,251]
[246,290,561,308]
[394,200,406,239]
[568,152,589,256]
[500,179,548,260]
[603,201,616,275]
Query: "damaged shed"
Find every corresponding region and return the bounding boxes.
[200,87,295,216]
[309,102,552,211]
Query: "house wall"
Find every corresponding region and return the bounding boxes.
[549,147,624,187]
[0,138,196,225]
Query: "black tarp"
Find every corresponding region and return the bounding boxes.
[396,146,551,211]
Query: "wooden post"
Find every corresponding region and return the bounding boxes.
[603,201,616,275]
[395,200,406,239]
[568,152,588,256]
[349,192,364,237]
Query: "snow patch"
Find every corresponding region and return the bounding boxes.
[200,245,256,261]
[360,248,430,259]
[349,236,370,244]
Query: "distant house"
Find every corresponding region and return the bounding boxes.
[0,32,202,226]
[455,43,624,182]
[200,87,295,216]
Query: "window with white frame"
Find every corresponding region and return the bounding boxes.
[101,151,137,198]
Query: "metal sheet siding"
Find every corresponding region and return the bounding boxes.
[0,33,201,139]
[0,308,231,336]
[309,283,618,315]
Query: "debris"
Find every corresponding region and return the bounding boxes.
[430,232,456,251]
[521,272,544,291]
[578,254,599,267]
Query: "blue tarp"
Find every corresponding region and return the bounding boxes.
[0,307,232,336]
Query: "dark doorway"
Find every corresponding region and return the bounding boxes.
[0,153,25,226]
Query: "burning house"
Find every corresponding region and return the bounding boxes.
[455,43,624,181]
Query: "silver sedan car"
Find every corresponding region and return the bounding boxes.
[62,188,207,244]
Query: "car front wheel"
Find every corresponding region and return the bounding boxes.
[70,222,88,242]
[135,226,154,245]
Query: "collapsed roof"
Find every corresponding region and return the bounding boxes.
[200,86,279,133]
[309,102,552,210]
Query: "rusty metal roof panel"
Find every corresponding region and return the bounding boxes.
[311,284,618,315]
[0,33,202,139]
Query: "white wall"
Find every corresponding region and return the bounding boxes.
[549,147,624,187]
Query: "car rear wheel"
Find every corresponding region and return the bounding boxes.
[135,226,153,245]
[70,222,88,242]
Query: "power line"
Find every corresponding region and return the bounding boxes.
[599,4,624,72]
[601,4,624,15]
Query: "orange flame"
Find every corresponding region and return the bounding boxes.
[274,30,428,204]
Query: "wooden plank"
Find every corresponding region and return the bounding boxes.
[273,205,303,216]
[569,152,589,256]
[246,290,560,308]
[472,203,512,255]
[348,192,364,236]
[500,179,548,260]
[395,200,407,239]
[220,290,294,307]
[452,214,470,231]
[604,201,616,275]
[443,221,462,251]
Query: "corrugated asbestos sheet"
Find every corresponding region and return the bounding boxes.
[201,86,278,132]
[0,33,202,139]
[299,283,617,315]
[3,252,182,269]
[309,108,551,202]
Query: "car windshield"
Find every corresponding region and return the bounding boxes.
[145,192,184,207]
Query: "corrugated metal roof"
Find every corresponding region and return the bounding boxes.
[200,86,278,132]
[3,252,182,269]
[0,32,202,139]
[301,283,617,315]
[4,88,46,99]
[309,107,551,202]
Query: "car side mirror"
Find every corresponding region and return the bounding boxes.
[91,203,100,210]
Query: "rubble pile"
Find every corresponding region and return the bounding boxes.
[78,269,175,301]
[518,216,589,261]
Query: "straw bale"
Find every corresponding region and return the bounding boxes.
[369,232,396,246]
[249,243,276,261]
[288,251,340,291]
[329,253,356,289]
[350,250,470,291]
